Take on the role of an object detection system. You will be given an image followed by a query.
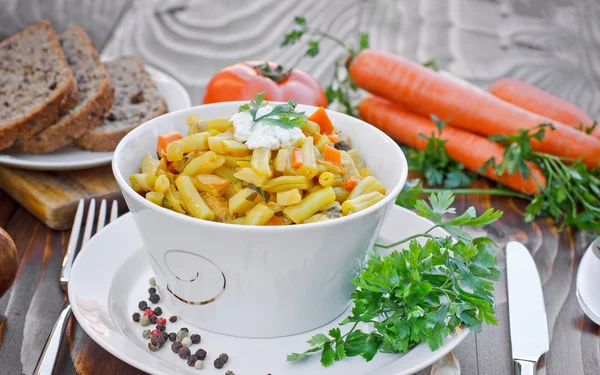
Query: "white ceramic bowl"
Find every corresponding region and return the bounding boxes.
[112,102,408,338]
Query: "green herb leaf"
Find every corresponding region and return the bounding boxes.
[306,41,320,57]
[359,33,369,51]
[295,16,306,25]
[288,192,502,366]
[405,116,477,189]
[423,59,440,72]
[238,93,307,130]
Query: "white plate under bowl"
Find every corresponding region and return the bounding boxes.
[69,205,469,375]
[0,63,191,171]
[576,238,600,325]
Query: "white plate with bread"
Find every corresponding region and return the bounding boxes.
[0,21,191,171]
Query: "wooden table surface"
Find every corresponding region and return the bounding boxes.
[1,177,598,375]
[1,0,600,374]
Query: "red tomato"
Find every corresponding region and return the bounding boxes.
[203,61,327,107]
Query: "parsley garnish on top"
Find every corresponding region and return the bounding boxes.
[287,191,502,366]
[238,92,307,129]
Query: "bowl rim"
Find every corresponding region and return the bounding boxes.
[112,101,408,232]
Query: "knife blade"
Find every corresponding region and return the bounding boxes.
[506,241,549,375]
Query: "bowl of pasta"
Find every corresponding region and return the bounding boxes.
[112,94,408,338]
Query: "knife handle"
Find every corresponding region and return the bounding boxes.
[514,359,536,375]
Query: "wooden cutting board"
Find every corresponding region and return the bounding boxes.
[0,165,124,230]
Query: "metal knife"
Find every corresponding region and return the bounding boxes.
[506,241,549,375]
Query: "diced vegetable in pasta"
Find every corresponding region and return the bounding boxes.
[131,101,387,225]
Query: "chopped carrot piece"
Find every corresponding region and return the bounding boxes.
[308,107,335,134]
[292,148,303,168]
[342,176,362,191]
[165,158,178,174]
[157,131,183,158]
[327,133,340,143]
[324,145,342,167]
[265,215,284,226]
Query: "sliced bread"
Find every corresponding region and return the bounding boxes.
[18,26,115,153]
[75,56,167,151]
[0,20,79,150]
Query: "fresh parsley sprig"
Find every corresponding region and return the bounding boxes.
[282,16,369,116]
[481,123,600,232]
[405,115,477,189]
[238,92,307,129]
[287,192,502,366]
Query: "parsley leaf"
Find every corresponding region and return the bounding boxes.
[238,93,307,130]
[483,123,600,233]
[422,59,440,71]
[405,115,477,189]
[287,192,502,366]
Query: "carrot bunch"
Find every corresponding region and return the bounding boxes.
[281,17,600,232]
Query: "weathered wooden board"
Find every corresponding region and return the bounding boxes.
[0,166,123,231]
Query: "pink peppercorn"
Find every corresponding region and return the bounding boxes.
[144,309,154,317]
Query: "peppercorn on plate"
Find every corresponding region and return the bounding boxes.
[128,93,387,225]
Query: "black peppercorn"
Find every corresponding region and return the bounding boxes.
[161,331,169,342]
[153,307,162,316]
[138,301,148,311]
[169,315,178,323]
[149,315,157,324]
[187,355,198,367]
[194,349,207,360]
[178,346,191,359]
[214,353,229,369]
[156,324,166,331]
[168,332,177,342]
[171,341,183,353]
[132,312,140,322]
[149,293,160,304]
[150,333,166,348]
[148,287,157,294]
[190,334,201,344]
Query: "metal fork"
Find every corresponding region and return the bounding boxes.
[33,199,119,375]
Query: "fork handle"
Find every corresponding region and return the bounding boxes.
[33,302,72,375]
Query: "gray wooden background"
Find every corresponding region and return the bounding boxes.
[1,0,599,374]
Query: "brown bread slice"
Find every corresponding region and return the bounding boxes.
[0,20,79,150]
[75,56,168,151]
[18,26,115,153]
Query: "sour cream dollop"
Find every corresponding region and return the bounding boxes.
[230,105,305,150]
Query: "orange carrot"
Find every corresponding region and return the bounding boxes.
[265,215,284,226]
[343,176,362,191]
[327,134,340,143]
[308,107,335,134]
[349,50,600,168]
[292,148,303,168]
[489,77,600,140]
[359,96,547,195]
[157,131,183,158]
[324,145,342,167]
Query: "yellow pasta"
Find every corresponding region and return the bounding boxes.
[318,172,335,187]
[274,148,288,173]
[341,192,385,215]
[175,176,215,220]
[251,147,272,177]
[347,176,386,200]
[229,187,264,215]
[181,151,225,176]
[297,136,318,179]
[145,191,164,206]
[134,107,387,225]
[154,174,170,194]
[276,189,302,206]
[301,120,320,135]
[207,117,232,133]
[245,203,275,225]
[262,176,307,193]
[193,174,230,196]
[283,186,336,224]
[234,167,270,187]
[165,186,186,214]
[222,139,250,157]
